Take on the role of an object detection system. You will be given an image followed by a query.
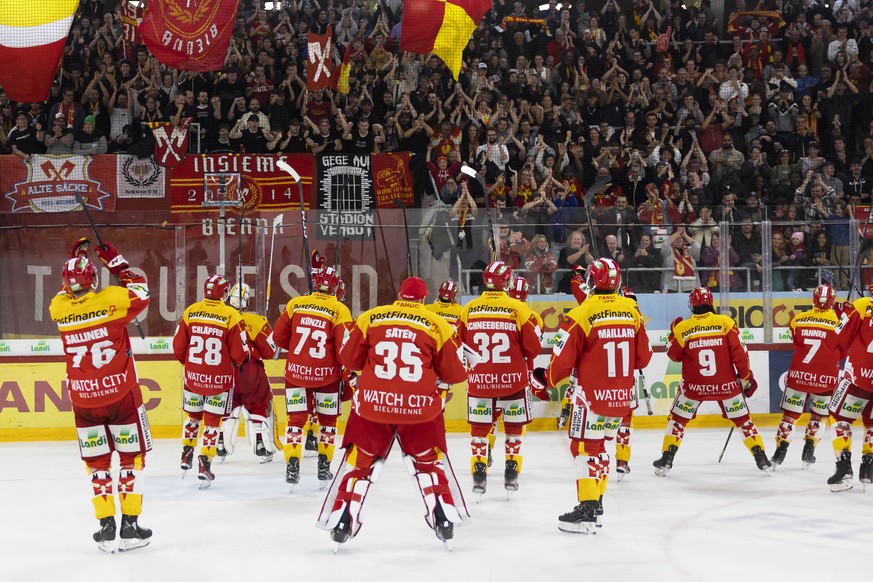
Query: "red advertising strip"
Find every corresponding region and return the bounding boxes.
[0,155,117,214]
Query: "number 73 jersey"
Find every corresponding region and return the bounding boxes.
[273,291,352,388]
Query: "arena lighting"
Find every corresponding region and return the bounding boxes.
[538,3,565,10]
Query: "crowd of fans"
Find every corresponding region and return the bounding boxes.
[1,0,872,293]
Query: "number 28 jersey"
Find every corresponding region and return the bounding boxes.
[173,298,250,396]
[273,291,352,388]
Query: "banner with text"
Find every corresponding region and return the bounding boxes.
[0,155,116,213]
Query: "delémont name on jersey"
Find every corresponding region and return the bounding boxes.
[687,337,724,350]
[588,309,634,326]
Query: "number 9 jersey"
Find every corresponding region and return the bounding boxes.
[273,291,352,388]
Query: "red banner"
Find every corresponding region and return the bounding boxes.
[140,0,239,72]
[0,155,116,214]
[306,26,334,91]
[371,152,415,208]
[150,119,192,168]
[168,154,316,215]
[120,0,143,45]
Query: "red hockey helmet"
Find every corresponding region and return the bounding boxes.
[688,287,714,309]
[587,258,621,291]
[813,284,836,310]
[438,280,459,303]
[508,276,530,301]
[62,256,98,293]
[313,266,341,295]
[204,274,230,300]
[482,261,513,291]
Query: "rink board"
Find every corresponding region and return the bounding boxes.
[0,350,785,441]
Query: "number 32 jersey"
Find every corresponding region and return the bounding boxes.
[273,291,352,388]
[173,298,249,396]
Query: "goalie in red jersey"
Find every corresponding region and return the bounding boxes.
[318,277,468,549]
[654,287,772,477]
[49,239,153,552]
[547,258,652,533]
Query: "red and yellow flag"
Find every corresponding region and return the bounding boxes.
[400,0,491,80]
[0,1,78,102]
[333,43,352,95]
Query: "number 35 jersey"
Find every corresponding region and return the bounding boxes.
[273,291,352,388]
[458,291,542,398]
[173,298,250,396]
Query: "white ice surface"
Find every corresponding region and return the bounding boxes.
[2,428,871,582]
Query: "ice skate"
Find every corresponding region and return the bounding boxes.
[557,403,571,430]
[317,454,333,488]
[255,436,273,464]
[558,500,598,534]
[653,445,678,477]
[595,496,604,529]
[504,460,519,499]
[770,441,789,466]
[433,504,454,551]
[197,454,214,489]
[752,446,774,474]
[827,450,854,492]
[801,439,817,469]
[180,445,195,477]
[330,506,353,552]
[93,516,116,553]
[285,457,300,488]
[216,433,227,463]
[616,460,630,481]
[304,430,318,458]
[118,514,152,552]
[859,454,873,489]
[472,461,487,501]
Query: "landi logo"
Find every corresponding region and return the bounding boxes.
[470,400,491,415]
[658,333,669,343]
[81,430,108,449]
[114,428,139,446]
[0,341,9,353]
[726,399,745,414]
[740,330,753,341]
[149,338,170,350]
[31,340,51,353]
[779,330,792,340]
[504,402,524,417]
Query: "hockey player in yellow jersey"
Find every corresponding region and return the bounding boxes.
[273,267,353,488]
[425,280,463,330]
[218,283,279,463]
[458,262,543,497]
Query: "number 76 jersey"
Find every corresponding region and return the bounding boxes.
[273,291,352,388]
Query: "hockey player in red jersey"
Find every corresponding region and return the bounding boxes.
[547,258,652,533]
[772,284,850,468]
[273,266,352,488]
[655,287,772,477]
[459,262,543,498]
[217,283,278,463]
[173,274,250,487]
[49,239,153,552]
[556,267,590,430]
[425,280,463,330]
[825,283,873,491]
[319,277,469,549]
[613,286,645,480]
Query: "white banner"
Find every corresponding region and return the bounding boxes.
[116,155,165,199]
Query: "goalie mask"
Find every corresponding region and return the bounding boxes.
[229,283,252,310]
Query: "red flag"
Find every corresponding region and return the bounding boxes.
[332,43,352,95]
[400,0,491,80]
[120,0,143,45]
[140,0,239,72]
[149,119,192,169]
[306,26,334,92]
[0,1,78,102]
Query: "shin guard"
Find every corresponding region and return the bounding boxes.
[90,469,115,519]
[284,426,304,463]
[319,425,338,461]
[775,418,795,444]
[182,417,201,448]
[832,421,853,457]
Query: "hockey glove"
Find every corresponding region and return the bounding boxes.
[835,301,856,321]
[741,376,758,397]
[96,243,129,275]
[70,237,90,259]
[530,367,551,401]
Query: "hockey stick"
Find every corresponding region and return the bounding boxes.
[394,197,414,276]
[717,426,734,463]
[74,192,145,339]
[582,182,601,259]
[235,201,246,312]
[265,213,283,317]
[460,165,496,261]
[638,372,653,415]
[276,160,312,293]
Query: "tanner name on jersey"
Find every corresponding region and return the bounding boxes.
[65,326,109,345]
[360,388,433,415]
[799,328,828,339]
[69,371,130,395]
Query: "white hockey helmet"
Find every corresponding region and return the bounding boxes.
[229,283,252,310]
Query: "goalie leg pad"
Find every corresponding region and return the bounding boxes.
[248,410,278,455]
[404,451,464,530]
[221,406,244,456]
[317,446,386,540]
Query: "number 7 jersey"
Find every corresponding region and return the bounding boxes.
[273,291,352,388]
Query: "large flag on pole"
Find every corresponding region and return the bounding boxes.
[140,0,240,72]
[400,0,491,80]
[120,0,144,45]
[332,43,352,95]
[0,2,78,102]
[306,26,334,91]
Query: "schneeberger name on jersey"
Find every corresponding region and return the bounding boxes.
[588,309,634,325]
[56,309,110,325]
[369,311,433,328]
